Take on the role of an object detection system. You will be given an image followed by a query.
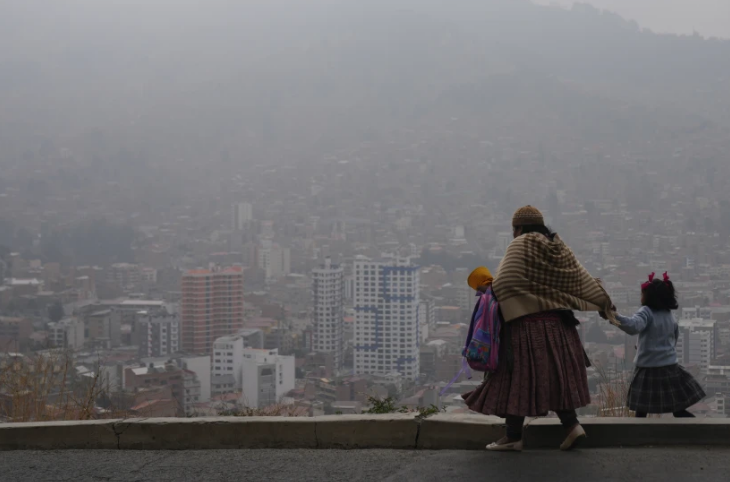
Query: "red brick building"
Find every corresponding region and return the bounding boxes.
[181,266,244,354]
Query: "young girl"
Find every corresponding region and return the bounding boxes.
[612,272,705,418]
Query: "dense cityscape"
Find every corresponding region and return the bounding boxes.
[2,1,730,424]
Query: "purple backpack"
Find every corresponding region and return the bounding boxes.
[463,286,502,372]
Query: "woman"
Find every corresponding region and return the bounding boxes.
[463,205,615,452]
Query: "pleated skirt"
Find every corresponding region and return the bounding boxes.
[627,364,705,414]
[463,311,591,417]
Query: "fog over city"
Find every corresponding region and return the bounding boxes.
[535,0,730,38]
[1,0,730,469]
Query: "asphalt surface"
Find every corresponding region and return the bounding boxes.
[1,448,728,482]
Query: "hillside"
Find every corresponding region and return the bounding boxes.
[1,0,729,170]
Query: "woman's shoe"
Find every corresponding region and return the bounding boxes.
[486,436,523,452]
[559,424,586,451]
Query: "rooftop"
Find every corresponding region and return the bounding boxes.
[184,266,243,276]
[118,300,166,307]
[8,279,40,286]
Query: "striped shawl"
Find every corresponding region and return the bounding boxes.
[492,232,617,324]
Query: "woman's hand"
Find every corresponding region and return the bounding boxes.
[599,305,617,320]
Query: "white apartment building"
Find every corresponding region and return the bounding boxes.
[177,354,211,403]
[677,331,712,372]
[257,240,291,280]
[240,348,295,409]
[418,298,436,344]
[353,255,420,380]
[312,258,345,370]
[231,203,253,231]
[212,329,265,389]
[677,318,718,373]
[47,317,85,350]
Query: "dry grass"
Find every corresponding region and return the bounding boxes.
[594,361,633,417]
[0,350,125,422]
[220,403,309,417]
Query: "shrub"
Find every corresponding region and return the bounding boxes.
[0,350,124,422]
[362,395,444,419]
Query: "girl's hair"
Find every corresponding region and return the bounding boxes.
[517,224,555,238]
[642,279,679,311]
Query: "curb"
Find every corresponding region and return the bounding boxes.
[417,413,504,450]
[523,417,730,449]
[1,415,729,450]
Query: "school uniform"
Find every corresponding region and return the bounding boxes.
[615,306,705,414]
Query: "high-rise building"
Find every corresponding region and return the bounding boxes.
[677,318,718,373]
[231,202,253,231]
[257,240,290,280]
[136,312,180,358]
[353,255,420,380]
[417,297,436,344]
[312,258,345,370]
[181,266,244,354]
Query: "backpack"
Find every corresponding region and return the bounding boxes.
[463,286,502,373]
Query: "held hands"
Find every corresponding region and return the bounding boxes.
[599,304,617,321]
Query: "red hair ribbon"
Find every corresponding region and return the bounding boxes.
[642,271,670,290]
[641,272,655,290]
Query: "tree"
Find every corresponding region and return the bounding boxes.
[48,302,65,323]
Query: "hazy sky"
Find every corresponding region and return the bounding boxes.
[535,0,730,38]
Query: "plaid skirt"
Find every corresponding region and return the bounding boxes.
[462,311,591,418]
[627,365,706,414]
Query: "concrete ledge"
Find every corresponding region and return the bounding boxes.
[2,416,730,451]
[0,420,119,450]
[418,413,504,450]
[116,417,318,450]
[315,414,419,449]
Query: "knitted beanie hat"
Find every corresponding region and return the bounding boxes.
[512,205,545,227]
[467,266,493,291]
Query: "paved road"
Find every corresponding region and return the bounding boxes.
[1,448,728,482]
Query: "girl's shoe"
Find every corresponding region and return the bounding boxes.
[486,436,523,452]
[559,424,586,451]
